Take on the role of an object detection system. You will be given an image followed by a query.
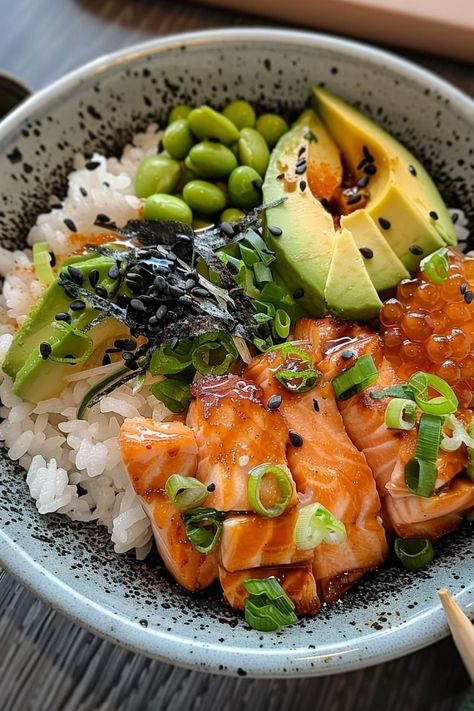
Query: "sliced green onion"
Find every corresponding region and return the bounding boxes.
[408,371,458,416]
[273,309,291,339]
[370,385,415,401]
[33,242,55,286]
[267,342,313,364]
[253,312,273,325]
[191,332,237,376]
[77,365,129,419]
[253,300,276,318]
[384,398,417,430]
[132,372,146,395]
[48,322,93,365]
[253,261,272,283]
[182,507,225,554]
[151,378,192,413]
[467,423,474,482]
[294,503,347,550]
[243,229,276,266]
[394,538,434,570]
[165,474,208,510]
[440,415,474,453]
[275,366,320,393]
[239,244,259,266]
[405,413,443,497]
[332,354,378,400]
[247,464,293,518]
[150,339,193,376]
[419,247,449,284]
[243,577,297,632]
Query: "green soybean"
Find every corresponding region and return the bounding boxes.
[223,100,256,130]
[168,104,192,124]
[187,141,237,180]
[227,166,262,210]
[220,207,246,223]
[238,128,270,177]
[255,114,289,148]
[162,119,195,160]
[143,194,193,224]
[134,155,181,198]
[183,180,226,215]
[187,106,240,145]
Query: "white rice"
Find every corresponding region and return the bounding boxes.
[0,120,470,560]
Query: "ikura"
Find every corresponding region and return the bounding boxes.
[380,248,474,409]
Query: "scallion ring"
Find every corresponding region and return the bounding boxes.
[149,339,193,376]
[294,503,347,550]
[394,538,434,570]
[405,412,442,497]
[275,366,320,393]
[332,354,378,400]
[243,577,297,632]
[266,342,313,364]
[191,332,238,376]
[440,414,474,453]
[419,247,449,284]
[408,371,458,416]
[182,507,225,554]
[384,398,417,430]
[165,474,208,510]
[247,464,293,517]
[273,309,291,339]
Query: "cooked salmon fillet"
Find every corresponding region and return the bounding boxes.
[118,418,217,591]
[219,564,320,615]
[186,374,297,512]
[246,346,387,603]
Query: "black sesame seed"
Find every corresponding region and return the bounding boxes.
[251,178,263,191]
[293,288,304,299]
[460,282,468,294]
[166,251,178,262]
[289,430,303,447]
[347,194,361,205]
[268,225,282,237]
[156,305,168,320]
[341,349,355,361]
[105,347,121,354]
[220,222,234,236]
[148,316,159,327]
[122,351,135,361]
[130,298,146,312]
[70,300,85,311]
[64,218,77,232]
[299,180,307,191]
[185,278,196,291]
[49,252,56,267]
[96,213,111,224]
[95,286,108,298]
[85,160,100,170]
[363,145,374,162]
[464,291,474,304]
[168,284,184,298]
[67,265,83,285]
[79,186,88,197]
[429,210,439,221]
[102,353,111,366]
[50,203,63,210]
[409,245,424,256]
[408,164,417,176]
[357,158,368,170]
[452,213,459,224]
[378,217,391,230]
[277,173,285,180]
[191,287,209,298]
[115,338,137,350]
[295,157,306,168]
[295,162,306,175]
[297,146,306,157]
[267,394,282,410]
[39,342,51,360]
[313,399,320,412]
[89,269,100,288]
[356,175,369,188]
[108,265,120,279]
[364,164,377,175]
[55,312,71,323]
[359,247,374,260]
[179,295,193,307]
[207,483,216,492]
[154,275,166,291]
[155,264,171,276]
[124,359,139,371]
[102,181,110,188]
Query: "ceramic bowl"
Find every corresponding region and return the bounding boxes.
[0,28,473,678]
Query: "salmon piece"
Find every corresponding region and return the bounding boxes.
[383,476,474,539]
[220,507,314,572]
[118,417,198,494]
[245,347,387,603]
[119,418,217,591]
[186,374,297,512]
[219,564,320,615]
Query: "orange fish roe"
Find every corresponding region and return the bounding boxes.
[380,248,474,408]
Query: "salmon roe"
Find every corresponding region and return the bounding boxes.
[380,248,474,408]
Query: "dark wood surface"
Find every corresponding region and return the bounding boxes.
[0,1,473,709]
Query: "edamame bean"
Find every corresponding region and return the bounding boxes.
[187,141,237,180]
[135,155,181,198]
[220,207,245,223]
[183,180,226,215]
[162,119,195,160]
[255,114,289,148]
[223,100,256,130]
[168,104,192,124]
[227,166,262,210]
[187,106,240,145]
[143,194,193,224]
[238,128,270,177]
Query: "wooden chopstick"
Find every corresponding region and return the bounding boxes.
[438,589,474,684]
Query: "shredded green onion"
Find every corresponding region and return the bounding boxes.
[275,366,320,393]
[151,378,192,413]
[332,355,378,400]
[419,247,449,284]
[182,507,225,554]
[150,339,193,375]
[239,244,259,266]
[77,365,129,419]
[273,309,291,339]
[191,332,238,376]
[165,474,208,510]
[385,398,417,430]
[405,413,443,497]
[440,415,474,453]
[408,372,458,416]
[33,242,55,286]
[294,503,347,550]
[243,577,297,632]
[394,538,434,570]
[253,262,272,283]
[247,464,293,518]
[370,385,415,401]
[267,342,312,362]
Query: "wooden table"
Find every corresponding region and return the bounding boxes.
[0,1,472,709]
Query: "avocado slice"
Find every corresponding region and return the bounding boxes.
[263,109,339,316]
[341,210,409,292]
[312,86,456,263]
[325,228,382,320]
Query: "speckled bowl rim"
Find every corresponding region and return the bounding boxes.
[0,28,473,678]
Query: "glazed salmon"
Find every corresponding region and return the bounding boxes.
[118,418,217,591]
[186,374,297,512]
[219,564,320,615]
[245,346,387,603]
